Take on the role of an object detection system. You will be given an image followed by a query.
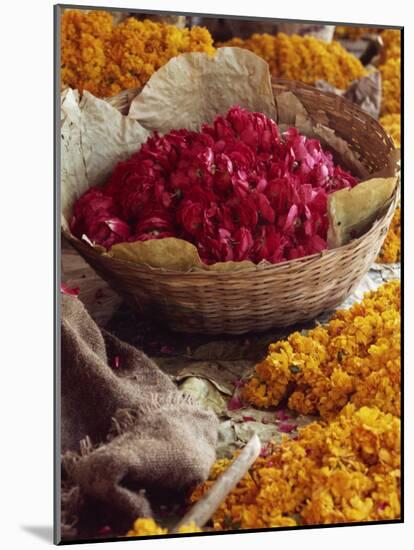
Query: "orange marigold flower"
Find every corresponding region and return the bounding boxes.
[61,10,215,97]
[242,281,400,418]
[126,518,167,536]
[189,404,400,529]
[377,208,401,264]
[219,33,366,89]
[379,30,401,116]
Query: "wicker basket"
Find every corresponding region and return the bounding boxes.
[63,80,398,334]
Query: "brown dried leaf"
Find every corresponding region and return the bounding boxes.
[327,176,398,247]
[174,360,255,395]
[60,89,149,225]
[128,47,277,133]
[179,377,228,416]
[109,237,203,271]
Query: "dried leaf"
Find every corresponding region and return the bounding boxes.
[316,72,382,120]
[327,176,398,247]
[108,237,259,272]
[109,238,203,271]
[128,47,277,133]
[179,377,228,416]
[275,91,316,133]
[233,421,282,447]
[313,124,369,179]
[176,360,254,396]
[343,71,382,119]
[60,89,149,225]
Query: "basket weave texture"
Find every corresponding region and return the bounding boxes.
[63,80,398,334]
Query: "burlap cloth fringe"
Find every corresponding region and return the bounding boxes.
[60,294,218,538]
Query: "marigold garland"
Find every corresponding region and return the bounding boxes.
[242,280,400,418]
[61,10,215,97]
[377,208,401,264]
[219,33,367,89]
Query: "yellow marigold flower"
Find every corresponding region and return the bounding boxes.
[219,33,366,89]
[190,403,400,529]
[126,518,167,536]
[380,58,401,116]
[379,30,401,116]
[380,30,401,64]
[334,26,382,40]
[377,208,401,264]
[177,522,202,533]
[380,114,401,148]
[61,10,215,97]
[243,281,400,418]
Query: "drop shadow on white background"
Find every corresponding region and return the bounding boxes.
[21,526,53,543]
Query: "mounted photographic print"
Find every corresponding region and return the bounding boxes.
[55,4,403,544]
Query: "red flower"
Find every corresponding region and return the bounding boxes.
[177,201,205,236]
[234,227,254,261]
[71,106,359,264]
[84,214,131,248]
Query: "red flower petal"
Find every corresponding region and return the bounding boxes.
[61,283,80,296]
[283,204,299,231]
[228,395,244,411]
[275,409,290,421]
[279,422,297,433]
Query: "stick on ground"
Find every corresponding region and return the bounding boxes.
[172,434,261,532]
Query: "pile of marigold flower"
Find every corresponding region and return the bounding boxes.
[71,106,359,265]
[334,26,382,40]
[380,114,401,148]
[376,109,400,266]
[218,33,366,89]
[377,208,401,264]
[188,281,400,529]
[379,29,401,116]
[243,280,400,418]
[378,30,401,266]
[189,403,400,528]
[126,518,201,537]
[61,10,215,97]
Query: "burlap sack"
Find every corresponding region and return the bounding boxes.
[60,294,218,539]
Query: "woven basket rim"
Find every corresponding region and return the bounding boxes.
[271,79,396,150]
